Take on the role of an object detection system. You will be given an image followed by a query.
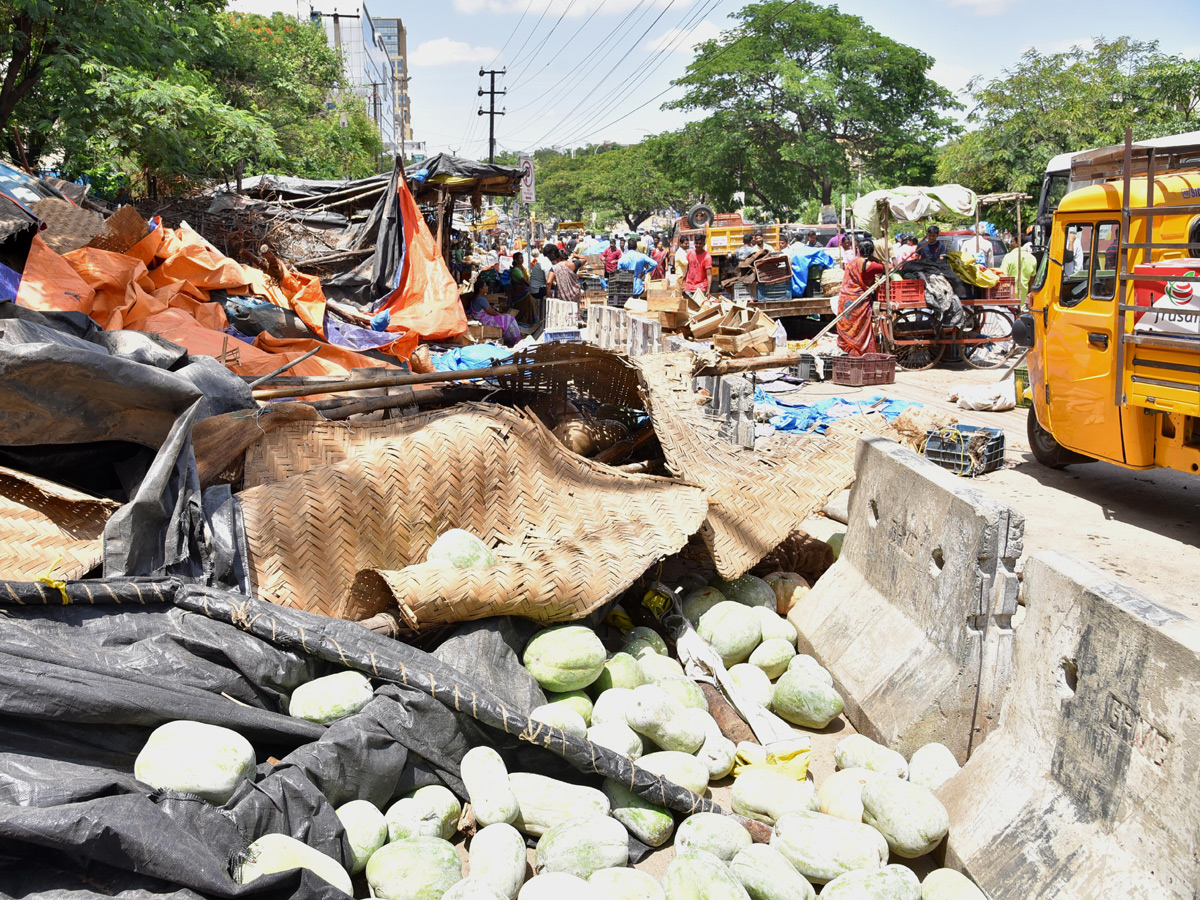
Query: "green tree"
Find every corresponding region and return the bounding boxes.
[936,38,1197,198]
[664,0,957,210]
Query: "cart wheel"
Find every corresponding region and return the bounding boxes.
[889,309,945,371]
[960,308,1017,369]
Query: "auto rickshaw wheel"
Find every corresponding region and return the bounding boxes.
[1027,407,1094,468]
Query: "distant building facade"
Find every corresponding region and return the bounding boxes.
[311,4,396,153]
[373,17,413,150]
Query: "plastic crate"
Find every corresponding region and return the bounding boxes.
[542,328,582,343]
[923,424,1006,476]
[790,353,833,381]
[832,353,896,386]
[981,276,1015,301]
[757,280,792,302]
[1013,365,1032,409]
[885,279,926,307]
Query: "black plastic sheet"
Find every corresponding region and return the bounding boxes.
[0,579,722,899]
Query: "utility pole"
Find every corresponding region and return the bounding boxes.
[477,68,506,164]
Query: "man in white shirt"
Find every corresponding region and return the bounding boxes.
[960,225,995,268]
[529,248,551,299]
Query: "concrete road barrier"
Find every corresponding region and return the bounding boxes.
[788,435,1023,762]
[939,551,1200,899]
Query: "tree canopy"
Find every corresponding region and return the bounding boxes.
[936,38,1200,198]
[0,4,384,194]
[662,0,958,209]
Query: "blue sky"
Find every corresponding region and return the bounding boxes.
[231,0,1200,158]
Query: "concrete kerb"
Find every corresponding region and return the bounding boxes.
[938,550,1200,900]
[788,435,1023,763]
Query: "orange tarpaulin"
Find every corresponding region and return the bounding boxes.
[377,170,468,341]
[15,218,409,379]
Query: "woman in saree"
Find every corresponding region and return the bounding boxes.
[506,251,538,324]
[836,238,885,356]
[468,285,522,347]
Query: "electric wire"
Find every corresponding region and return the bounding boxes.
[506,3,606,93]
[561,0,802,148]
[508,0,583,73]
[539,0,720,148]
[486,0,536,66]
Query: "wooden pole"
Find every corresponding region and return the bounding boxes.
[435,187,447,261]
[251,358,584,401]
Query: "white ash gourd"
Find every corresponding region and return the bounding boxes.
[588,720,645,759]
[518,872,602,900]
[467,822,527,900]
[288,671,374,724]
[522,625,607,692]
[663,848,752,900]
[786,654,833,686]
[461,747,520,827]
[637,653,687,683]
[591,652,647,693]
[674,811,753,862]
[751,605,799,645]
[656,676,708,710]
[603,779,675,847]
[335,799,388,874]
[729,843,816,900]
[366,836,461,900]
[697,601,762,666]
[820,864,922,900]
[542,690,593,725]
[730,769,818,826]
[444,881,507,900]
[748,638,797,680]
[771,809,889,884]
[906,742,961,791]
[508,772,610,837]
[817,767,878,823]
[426,528,498,567]
[590,687,637,726]
[385,784,460,842]
[635,750,711,795]
[236,833,353,895]
[682,586,727,623]
[528,703,587,738]
[921,868,989,900]
[859,777,950,858]
[771,668,844,729]
[626,684,706,753]
[133,720,255,806]
[589,867,666,900]
[834,734,909,779]
[535,814,629,878]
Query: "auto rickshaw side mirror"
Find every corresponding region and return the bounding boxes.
[1013,313,1036,348]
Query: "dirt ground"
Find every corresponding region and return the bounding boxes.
[790,362,1200,620]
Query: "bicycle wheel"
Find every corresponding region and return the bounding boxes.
[889,309,945,371]
[960,307,1016,369]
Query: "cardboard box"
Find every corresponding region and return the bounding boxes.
[467,322,504,342]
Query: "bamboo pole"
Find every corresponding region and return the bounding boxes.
[251,358,584,401]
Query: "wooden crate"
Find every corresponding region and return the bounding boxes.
[628,315,663,357]
[467,322,504,342]
[590,305,630,352]
[687,303,728,339]
[545,298,580,330]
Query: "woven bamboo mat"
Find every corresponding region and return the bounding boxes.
[85,205,152,255]
[237,404,708,629]
[633,352,893,579]
[0,466,119,581]
[29,198,105,254]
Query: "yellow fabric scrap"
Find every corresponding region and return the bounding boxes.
[947,251,999,288]
[732,740,812,780]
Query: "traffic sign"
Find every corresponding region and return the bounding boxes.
[520,156,536,204]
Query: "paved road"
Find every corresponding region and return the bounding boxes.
[791,363,1200,619]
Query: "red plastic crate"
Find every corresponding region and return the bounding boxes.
[885,279,926,308]
[981,276,1015,301]
[832,353,897,386]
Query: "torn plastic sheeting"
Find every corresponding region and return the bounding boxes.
[754,390,922,433]
[0,577,724,897]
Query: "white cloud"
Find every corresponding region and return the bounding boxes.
[645,20,722,55]
[929,62,976,93]
[410,37,500,68]
[942,0,1021,17]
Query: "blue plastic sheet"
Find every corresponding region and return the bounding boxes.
[0,262,20,301]
[431,343,512,372]
[784,245,836,298]
[754,388,921,433]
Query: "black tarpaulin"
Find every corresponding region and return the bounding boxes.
[0,579,723,899]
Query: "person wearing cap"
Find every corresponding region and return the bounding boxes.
[917,226,947,261]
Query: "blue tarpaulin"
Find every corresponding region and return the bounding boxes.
[784,245,836,297]
[432,343,513,372]
[754,388,921,433]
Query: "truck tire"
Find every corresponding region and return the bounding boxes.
[686,204,714,229]
[1026,407,1094,468]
